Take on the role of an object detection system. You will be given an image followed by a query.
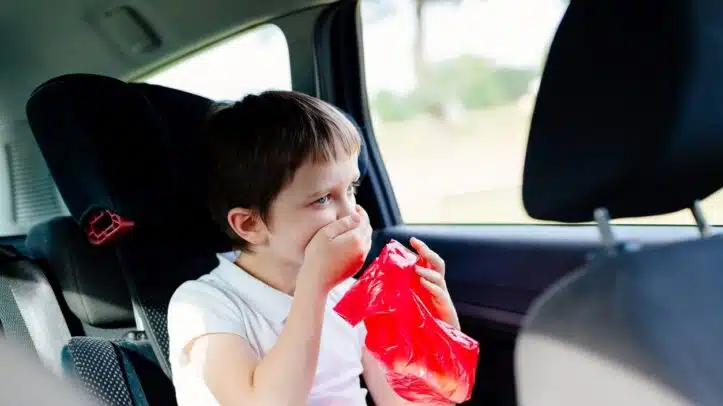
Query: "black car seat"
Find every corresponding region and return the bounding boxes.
[24,215,154,405]
[25,216,137,339]
[0,215,137,378]
[516,0,723,404]
[25,73,227,405]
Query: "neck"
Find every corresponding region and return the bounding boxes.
[234,250,301,295]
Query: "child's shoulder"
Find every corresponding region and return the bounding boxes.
[169,272,225,307]
[168,255,243,317]
[166,257,257,365]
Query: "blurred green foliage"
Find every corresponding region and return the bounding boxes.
[372,56,537,122]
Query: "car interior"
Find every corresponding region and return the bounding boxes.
[1,0,723,405]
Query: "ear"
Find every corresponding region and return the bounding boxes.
[227,207,268,246]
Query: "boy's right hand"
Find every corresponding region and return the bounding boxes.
[300,205,372,293]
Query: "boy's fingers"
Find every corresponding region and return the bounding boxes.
[420,277,446,296]
[411,238,445,275]
[322,213,361,240]
[415,265,445,286]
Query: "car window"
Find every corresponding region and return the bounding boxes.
[360,0,723,225]
[141,24,291,99]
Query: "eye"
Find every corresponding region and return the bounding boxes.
[347,182,359,195]
[315,195,331,205]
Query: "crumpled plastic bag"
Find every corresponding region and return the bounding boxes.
[334,239,480,404]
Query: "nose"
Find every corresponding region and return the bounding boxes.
[336,195,356,220]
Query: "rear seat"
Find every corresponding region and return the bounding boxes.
[25,217,162,404]
[0,243,70,374]
[0,216,160,406]
[0,215,139,378]
[26,216,136,338]
[26,73,223,405]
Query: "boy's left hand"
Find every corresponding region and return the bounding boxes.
[410,237,461,330]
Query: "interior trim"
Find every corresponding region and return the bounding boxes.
[455,302,524,328]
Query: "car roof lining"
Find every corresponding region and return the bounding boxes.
[0,0,336,124]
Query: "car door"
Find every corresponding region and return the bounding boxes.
[313,1,723,405]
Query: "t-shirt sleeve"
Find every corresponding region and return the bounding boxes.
[167,280,249,365]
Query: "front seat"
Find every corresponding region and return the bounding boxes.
[516,0,723,404]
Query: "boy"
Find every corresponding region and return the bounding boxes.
[167,91,462,406]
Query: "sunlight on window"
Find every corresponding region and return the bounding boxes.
[143,24,291,100]
[361,0,723,226]
[361,0,563,224]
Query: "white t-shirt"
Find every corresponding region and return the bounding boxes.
[167,253,368,406]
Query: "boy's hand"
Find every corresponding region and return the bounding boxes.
[410,237,461,330]
[301,205,372,293]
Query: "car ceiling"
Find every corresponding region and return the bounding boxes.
[0,0,335,124]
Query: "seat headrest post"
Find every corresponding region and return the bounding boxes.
[594,208,617,256]
[690,200,713,238]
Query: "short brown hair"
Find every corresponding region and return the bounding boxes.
[205,90,361,251]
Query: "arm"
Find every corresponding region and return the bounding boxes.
[362,349,457,406]
[187,211,371,406]
[362,349,411,406]
[189,278,327,406]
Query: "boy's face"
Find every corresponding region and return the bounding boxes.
[263,152,363,267]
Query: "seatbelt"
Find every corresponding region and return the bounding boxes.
[0,244,71,375]
[0,247,35,355]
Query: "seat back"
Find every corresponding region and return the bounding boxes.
[0,215,137,377]
[517,0,723,404]
[24,215,172,405]
[63,336,173,406]
[517,235,723,405]
[26,74,230,380]
[26,216,136,338]
[0,244,71,375]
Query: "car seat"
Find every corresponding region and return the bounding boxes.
[516,0,723,404]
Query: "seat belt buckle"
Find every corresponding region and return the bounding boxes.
[83,208,135,246]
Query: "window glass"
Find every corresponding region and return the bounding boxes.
[143,24,291,99]
[360,0,723,225]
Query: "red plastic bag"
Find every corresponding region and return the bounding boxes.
[334,239,480,404]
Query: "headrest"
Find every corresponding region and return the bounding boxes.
[523,0,723,222]
[26,74,229,251]
[25,217,134,326]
